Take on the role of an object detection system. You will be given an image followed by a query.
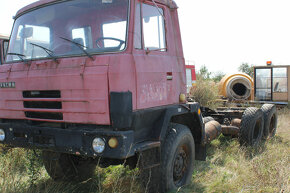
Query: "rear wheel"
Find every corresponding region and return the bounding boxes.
[239,107,264,146]
[42,151,96,181]
[261,104,277,139]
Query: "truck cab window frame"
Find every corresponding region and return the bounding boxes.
[6,0,130,63]
[3,40,9,58]
[272,67,287,93]
[135,2,167,52]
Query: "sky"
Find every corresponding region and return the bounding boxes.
[0,0,290,74]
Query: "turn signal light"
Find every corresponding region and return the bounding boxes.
[179,94,186,103]
[108,137,118,149]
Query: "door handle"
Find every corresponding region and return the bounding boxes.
[167,72,173,80]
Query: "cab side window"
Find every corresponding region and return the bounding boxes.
[142,4,166,51]
[134,3,142,49]
[0,42,2,65]
[134,3,167,51]
[3,41,9,58]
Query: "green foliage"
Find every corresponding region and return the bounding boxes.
[189,78,219,108]
[26,150,43,186]
[212,71,226,83]
[197,65,212,80]
[238,63,254,77]
[190,65,221,108]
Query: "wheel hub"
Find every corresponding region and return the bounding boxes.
[173,147,188,184]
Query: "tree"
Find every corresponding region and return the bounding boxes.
[238,63,253,77]
[212,71,226,82]
[197,65,211,80]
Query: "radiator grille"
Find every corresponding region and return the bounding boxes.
[23,90,63,121]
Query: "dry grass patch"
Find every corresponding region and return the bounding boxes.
[180,108,290,193]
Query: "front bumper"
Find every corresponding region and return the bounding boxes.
[0,122,134,159]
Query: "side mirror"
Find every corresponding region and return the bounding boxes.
[20,27,33,39]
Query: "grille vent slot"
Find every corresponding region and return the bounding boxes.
[23,90,61,98]
[25,112,63,120]
[24,101,62,109]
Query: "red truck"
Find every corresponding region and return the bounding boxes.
[0,35,9,65]
[0,0,277,192]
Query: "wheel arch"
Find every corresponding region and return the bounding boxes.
[158,103,206,161]
[170,112,203,145]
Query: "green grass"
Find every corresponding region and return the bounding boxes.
[0,109,289,193]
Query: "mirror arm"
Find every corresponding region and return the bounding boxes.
[152,0,166,20]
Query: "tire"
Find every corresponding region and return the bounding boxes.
[160,123,195,192]
[261,104,277,139]
[139,123,195,193]
[239,107,264,146]
[42,151,96,181]
[203,116,214,124]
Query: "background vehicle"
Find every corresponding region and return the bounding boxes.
[185,63,197,93]
[254,64,290,103]
[0,0,277,192]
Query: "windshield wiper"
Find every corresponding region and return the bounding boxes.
[6,53,26,62]
[59,37,94,61]
[30,43,58,63]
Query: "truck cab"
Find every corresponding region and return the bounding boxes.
[0,0,205,192]
[0,35,9,64]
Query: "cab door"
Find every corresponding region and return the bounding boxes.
[133,1,180,109]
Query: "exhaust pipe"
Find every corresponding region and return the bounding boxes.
[221,118,241,137]
[221,126,240,137]
[205,119,242,143]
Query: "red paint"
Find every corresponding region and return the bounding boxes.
[0,0,186,125]
[185,64,197,84]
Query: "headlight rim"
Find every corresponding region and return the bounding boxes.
[0,129,5,142]
[92,137,106,154]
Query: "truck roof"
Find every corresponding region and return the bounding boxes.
[15,0,178,19]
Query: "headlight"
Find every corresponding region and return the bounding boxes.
[92,138,105,153]
[0,129,5,141]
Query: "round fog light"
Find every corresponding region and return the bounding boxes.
[0,129,5,141]
[92,138,105,153]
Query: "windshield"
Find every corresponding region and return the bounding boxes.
[6,0,129,62]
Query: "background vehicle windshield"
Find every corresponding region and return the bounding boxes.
[6,0,129,62]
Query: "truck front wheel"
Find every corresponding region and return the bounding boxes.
[42,151,96,181]
[160,123,195,192]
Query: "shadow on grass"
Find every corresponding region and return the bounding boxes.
[22,177,102,193]
[243,141,267,160]
[243,134,289,160]
[22,166,142,193]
